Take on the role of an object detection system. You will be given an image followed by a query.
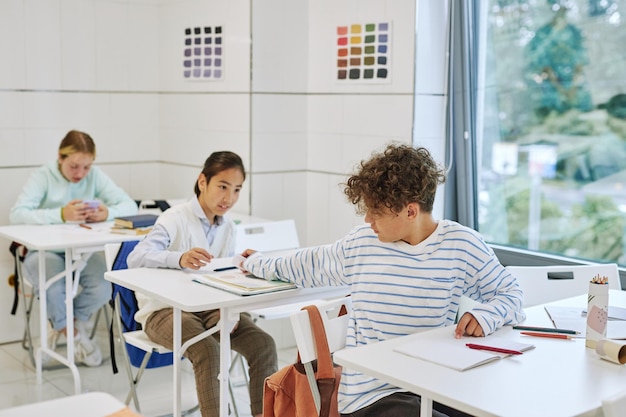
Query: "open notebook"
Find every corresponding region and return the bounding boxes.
[192,269,296,296]
[394,336,534,371]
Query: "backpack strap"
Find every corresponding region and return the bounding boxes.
[9,242,27,316]
[302,305,337,417]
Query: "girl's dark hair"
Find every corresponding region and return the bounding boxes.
[59,130,96,160]
[194,151,246,196]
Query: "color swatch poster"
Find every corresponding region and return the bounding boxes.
[183,25,223,80]
[336,22,391,83]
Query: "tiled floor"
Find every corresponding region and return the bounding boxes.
[0,317,297,417]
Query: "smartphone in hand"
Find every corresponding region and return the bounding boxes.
[83,200,100,209]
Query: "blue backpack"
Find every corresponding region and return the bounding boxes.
[109,240,173,373]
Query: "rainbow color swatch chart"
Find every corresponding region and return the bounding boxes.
[183,26,223,80]
[336,22,390,82]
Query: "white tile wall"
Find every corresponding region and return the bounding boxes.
[0,0,451,344]
[60,0,97,90]
[251,0,309,92]
[24,0,62,90]
[414,0,449,96]
[0,1,27,89]
[251,94,307,172]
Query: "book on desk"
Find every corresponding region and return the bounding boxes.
[114,214,159,229]
[191,269,296,296]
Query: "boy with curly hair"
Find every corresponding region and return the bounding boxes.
[242,143,525,417]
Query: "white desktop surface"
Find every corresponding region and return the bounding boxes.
[0,392,126,417]
[334,290,626,417]
[0,222,144,394]
[0,222,141,251]
[105,265,350,417]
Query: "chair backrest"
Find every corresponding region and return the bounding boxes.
[602,389,626,417]
[234,219,299,254]
[506,263,621,307]
[290,297,352,364]
[104,242,122,272]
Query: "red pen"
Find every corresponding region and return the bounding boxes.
[520,331,573,340]
[466,343,523,355]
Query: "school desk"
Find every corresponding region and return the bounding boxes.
[333,289,626,417]
[104,265,350,417]
[0,222,143,394]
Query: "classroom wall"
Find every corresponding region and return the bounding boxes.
[0,0,448,343]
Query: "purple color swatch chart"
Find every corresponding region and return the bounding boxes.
[183,25,223,80]
[336,22,391,83]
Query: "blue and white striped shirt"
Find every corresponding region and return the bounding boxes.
[244,219,525,413]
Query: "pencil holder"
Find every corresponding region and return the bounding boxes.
[585,277,609,349]
[596,339,626,365]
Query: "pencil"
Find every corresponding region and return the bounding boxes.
[520,331,573,340]
[512,325,579,335]
[79,223,92,230]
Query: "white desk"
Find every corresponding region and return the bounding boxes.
[0,222,143,394]
[104,266,350,417]
[0,392,128,417]
[334,290,626,417]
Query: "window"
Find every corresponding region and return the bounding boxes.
[448,1,626,278]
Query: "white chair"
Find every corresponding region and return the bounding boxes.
[234,219,300,254]
[290,297,352,413]
[506,263,621,307]
[106,242,233,417]
[602,389,626,417]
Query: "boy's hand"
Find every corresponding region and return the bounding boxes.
[454,312,484,338]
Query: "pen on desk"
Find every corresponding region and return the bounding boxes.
[512,325,579,335]
[79,223,92,230]
[214,266,238,272]
[465,343,523,355]
[191,278,209,287]
[520,331,573,340]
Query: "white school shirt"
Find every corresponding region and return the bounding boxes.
[127,198,237,327]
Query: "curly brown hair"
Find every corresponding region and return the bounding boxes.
[344,143,446,215]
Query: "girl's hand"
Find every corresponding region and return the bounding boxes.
[180,248,213,270]
[63,199,89,222]
[85,204,108,223]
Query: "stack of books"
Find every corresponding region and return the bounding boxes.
[111,214,159,235]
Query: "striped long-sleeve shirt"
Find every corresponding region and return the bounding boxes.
[243,219,525,413]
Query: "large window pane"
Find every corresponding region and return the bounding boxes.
[477,0,626,266]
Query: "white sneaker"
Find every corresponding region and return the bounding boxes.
[41,329,61,366]
[74,331,102,367]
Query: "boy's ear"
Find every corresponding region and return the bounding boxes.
[406,202,420,219]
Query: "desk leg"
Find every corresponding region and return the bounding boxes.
[36,251,46,385]
[421,395,433,417]
[173,307,182,417]
[35,250,82,394]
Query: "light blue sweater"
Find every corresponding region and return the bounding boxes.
[10,161,137,225]
[243,219,526,413]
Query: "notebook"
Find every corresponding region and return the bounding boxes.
[394,336,534,371]
[192,270,296,296]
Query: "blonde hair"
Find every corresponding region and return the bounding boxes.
[58,130,96,160]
